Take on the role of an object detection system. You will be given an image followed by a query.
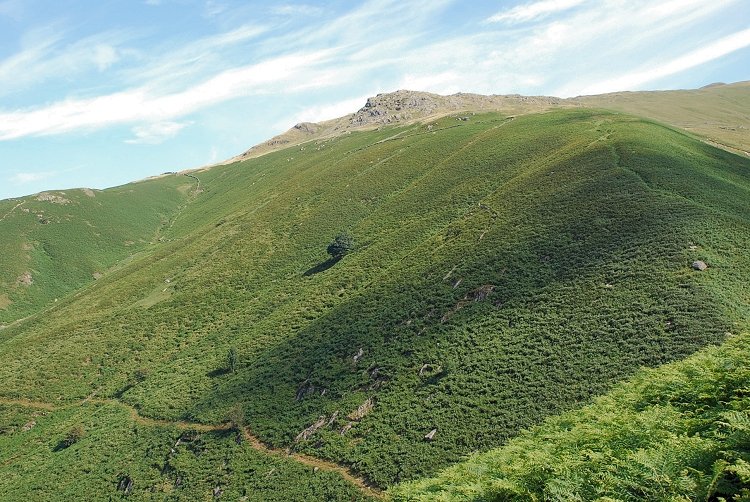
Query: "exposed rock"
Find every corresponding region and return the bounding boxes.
[340,422,354,435]
[92,272,103,280]
[295,415,328,442]
[81,188,96,197]
[17,272,33,286]
[424,429,437,441]
[347,397,375,421]
[225,89,565,163]
[213,486,223,498]
[353,347,364,364]
[295,379,318,401]
[692,260,708,271]
[35,192,71,205]
[117,475,134,495]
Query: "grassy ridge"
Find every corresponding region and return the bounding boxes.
[0,177,192,323]
[0,109,748,497]
[390,332,750,501]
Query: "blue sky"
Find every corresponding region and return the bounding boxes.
[1,0,749,200]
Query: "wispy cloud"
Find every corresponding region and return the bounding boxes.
[487,0,586,24]
[270,4,323,17]
[125,121,192,144]
[578,28,750,95]
[9,171,56,184]
[0,49,337,140]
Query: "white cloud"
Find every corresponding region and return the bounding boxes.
[125,121,192,144]
[578,28,750,95]
[9,171,56,184]
[487,0,587,24]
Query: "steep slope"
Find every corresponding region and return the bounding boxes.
[0,176,193,324]
[1,108,748,499]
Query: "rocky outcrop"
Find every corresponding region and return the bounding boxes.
[225,89,565,163]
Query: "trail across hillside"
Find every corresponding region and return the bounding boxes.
[0,396,383,499]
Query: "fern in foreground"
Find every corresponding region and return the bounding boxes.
[391,333,750,501]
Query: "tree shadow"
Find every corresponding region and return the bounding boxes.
[303,256,342,277]
[206,368,229,378]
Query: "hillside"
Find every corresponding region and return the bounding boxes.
[1,105,749,500]
[0,178,193,324]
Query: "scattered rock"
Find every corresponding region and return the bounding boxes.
[117,475,134,495]
[295,415,328,442]
[35,192,71,205]
[17,272,33,286]
[340,422,354,435]
[424,429,437,441]
[692,260,708,271]
[466,284,495,302]
[22,420,36,431]
[295,379,319,401]
[347,397,375,421]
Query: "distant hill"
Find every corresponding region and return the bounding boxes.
[574,80,750,155]
[1,105,749,499]
[228,81,750,162]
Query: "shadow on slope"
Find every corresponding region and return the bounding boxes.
[186,129,750,486]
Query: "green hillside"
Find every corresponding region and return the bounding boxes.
[391,331,750,501]
[0,108,749,499]
[0,177,193,324]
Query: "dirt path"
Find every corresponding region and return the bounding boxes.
[0,396,383,499]
[0,201,26,222]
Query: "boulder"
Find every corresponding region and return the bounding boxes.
[692,260,708,271]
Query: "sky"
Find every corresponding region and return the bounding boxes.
[1,0,749,200]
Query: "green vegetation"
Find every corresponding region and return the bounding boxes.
[391,332,750,501]
[0,108,748,499]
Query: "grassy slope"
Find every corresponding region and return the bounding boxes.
[0,177,192,324]
[576,81,750,154]
[390,332,750,501]
[0,109,748,498]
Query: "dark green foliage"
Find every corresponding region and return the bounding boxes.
[61,425,84,448]
[391,333,750,501]
[327,232,355,259]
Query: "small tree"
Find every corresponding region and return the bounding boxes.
[327,233,355,259]
[63,425,84,448]
[228,347,238,373]
[227,403,245,431]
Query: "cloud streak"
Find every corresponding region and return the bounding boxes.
[487,0,586,24]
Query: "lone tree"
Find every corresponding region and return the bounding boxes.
[228,347,238,373]
[62,425,84,448]
[327,233,355,259]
